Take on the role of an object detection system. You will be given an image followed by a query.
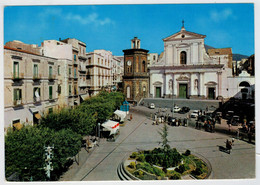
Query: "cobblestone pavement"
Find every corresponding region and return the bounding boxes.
[59,105,255,181]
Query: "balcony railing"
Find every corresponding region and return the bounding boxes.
[33,74,41,80]
[12,73,24,80]
[48,74,56,81]
[13,100,22,106]
[33,97,41,103]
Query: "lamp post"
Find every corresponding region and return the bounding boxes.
[98,123,100,140]
[172,85,174,117]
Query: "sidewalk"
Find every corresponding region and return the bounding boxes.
[59,138,106,181]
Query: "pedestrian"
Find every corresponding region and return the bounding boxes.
[228,121,231,133]
[195,120,199,129]
[186,114,189,127]
[226,139,232,154]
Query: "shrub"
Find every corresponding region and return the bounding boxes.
[137,154,145,162]
[183,150,191,156]
[130,152,138,159]
[191,167,203,176]
[168,172,181,180]
[128,162,136,169]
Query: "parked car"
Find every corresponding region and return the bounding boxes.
[179,106,190,114]
[225,110,234,120]
[171,106,181,113]
[149,103,155,109]
[168,116,177,126]
[190,110,199,118]
[231,115,240,126]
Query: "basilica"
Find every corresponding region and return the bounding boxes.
[148,24,254,100]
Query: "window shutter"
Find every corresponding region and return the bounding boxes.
[19,89,22,100]
[13,89,17,101]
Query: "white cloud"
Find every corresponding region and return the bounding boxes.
[37,8,114,27]
[65,12,114,26]
[210,8,236,22]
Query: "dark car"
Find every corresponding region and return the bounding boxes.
[178,106,190,114]
[167,116,177,126]
[198,115,212,122]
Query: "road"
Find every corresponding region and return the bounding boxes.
[60,105,255,181]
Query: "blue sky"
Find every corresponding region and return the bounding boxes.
[4,4,254,56]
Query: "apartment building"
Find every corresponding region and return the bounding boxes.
[4,41,58,131]
[86,50,113,95]
[112,56,124,90]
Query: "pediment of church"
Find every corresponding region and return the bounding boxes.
[153,81,163,86]
[176,74,190,81]
[163,29,206,41]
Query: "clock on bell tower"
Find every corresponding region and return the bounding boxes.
[122,37,149,103]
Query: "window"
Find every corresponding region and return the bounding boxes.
[58,85,61,95]
[74,68,77,78]
[58,65,60,75]
[49,108,53,114]
[33,64,38,78]
[127,86,131,98]
[13,61,19,78]
[13,88,22,105]
[69,67,71,76]
[180,51,187,64]
[33,87,41,102]
[74,54,77,61]
[69,84,72,95]
[49,66,53,78]
[142,61,146,72]
[49,86,53,99]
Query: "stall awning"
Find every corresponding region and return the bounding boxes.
[13,122,23,130]
[114,110,126,120]
[101,120,119,135]
[34,113,41,119]
[80,94,88,101]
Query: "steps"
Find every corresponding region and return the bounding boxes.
[117,162,133,181]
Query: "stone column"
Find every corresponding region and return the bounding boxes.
[190,73,194,96]
[199,72,204,97]
[217,71,222,97]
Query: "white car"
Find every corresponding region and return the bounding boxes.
[149,103,155,109]
[173,106,181,113]
[190,110,199,118]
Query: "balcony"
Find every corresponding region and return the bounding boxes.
[13,100,23,107]
[48,74,56,81]
[33,74,41,81]
[12,73,24,81]
[33,97,41,103]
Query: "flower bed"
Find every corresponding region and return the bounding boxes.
[126,149,209,180]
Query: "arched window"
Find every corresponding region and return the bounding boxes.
[180,51,187,64]
[239,81,250,87]
[142,61,146,72]
[127,86,131,98]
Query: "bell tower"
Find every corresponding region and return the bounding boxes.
[122,37,149,103]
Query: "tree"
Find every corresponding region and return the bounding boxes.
[158,124,171,173]
[5,126,81,181]
[158,124,170,152]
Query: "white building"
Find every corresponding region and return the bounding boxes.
[149,25,233,99]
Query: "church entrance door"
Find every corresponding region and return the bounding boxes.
[208,87,215,99]
[155,87,161,98]
[179,84,187,98]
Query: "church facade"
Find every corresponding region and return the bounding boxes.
[149,25,233,100]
